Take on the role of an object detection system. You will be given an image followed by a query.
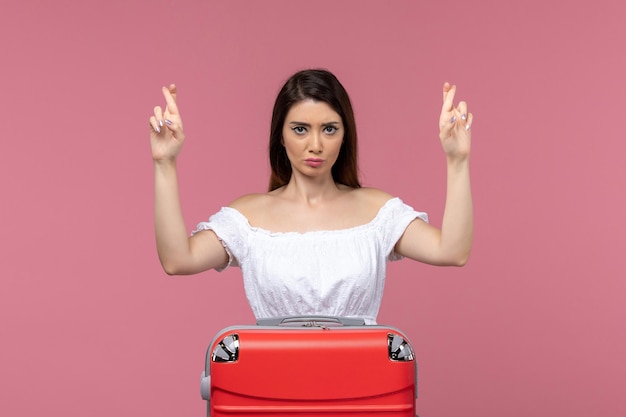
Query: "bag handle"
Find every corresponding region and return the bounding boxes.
[256,315,366,327]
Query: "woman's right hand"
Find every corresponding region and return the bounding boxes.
[149,84,185,162]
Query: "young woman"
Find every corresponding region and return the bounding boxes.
[149,69,473,324]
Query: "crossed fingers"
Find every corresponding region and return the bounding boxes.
[149,84,178,134]
[442,83,473,132]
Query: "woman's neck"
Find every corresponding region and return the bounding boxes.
[279,174,345,206]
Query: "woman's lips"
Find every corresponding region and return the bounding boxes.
[305,158,323,167]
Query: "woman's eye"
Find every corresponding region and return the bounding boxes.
[292,126,306,134]
[324,126,338,134]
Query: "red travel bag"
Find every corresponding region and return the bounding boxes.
[200,316,417,416]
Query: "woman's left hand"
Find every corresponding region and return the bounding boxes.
[438,83,473,162]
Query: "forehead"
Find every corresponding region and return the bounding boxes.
[285,99,341,123]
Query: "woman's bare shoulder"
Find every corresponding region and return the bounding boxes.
[340,187,396,223]
[228,193,272,212]
[351,187,395,207]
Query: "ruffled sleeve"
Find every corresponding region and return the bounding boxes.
[377,198,428,261]
[191,207,250,271]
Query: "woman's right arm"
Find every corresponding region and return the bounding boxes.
[150,85,228,275]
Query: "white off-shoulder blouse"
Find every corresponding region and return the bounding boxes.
[192,197,427,324]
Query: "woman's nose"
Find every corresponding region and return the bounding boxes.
[308,133,323,153]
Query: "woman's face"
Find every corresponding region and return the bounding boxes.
[282,99,344,180]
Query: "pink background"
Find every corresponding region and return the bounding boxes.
[2,1,625,416]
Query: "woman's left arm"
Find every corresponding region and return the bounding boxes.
[395,83,474,266]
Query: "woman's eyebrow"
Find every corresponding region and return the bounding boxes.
[288,121,311,126]
[288,121,341,126]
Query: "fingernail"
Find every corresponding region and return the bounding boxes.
[159,119,164,127]
[465,124,471,131]
[450,116,457,124]
[165,119,172,126]
[156,126,161,133]
[461,114,467,121]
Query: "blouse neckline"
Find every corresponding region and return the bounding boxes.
[223,197,400,237]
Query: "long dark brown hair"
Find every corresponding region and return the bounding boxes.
[268,69,361,191]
